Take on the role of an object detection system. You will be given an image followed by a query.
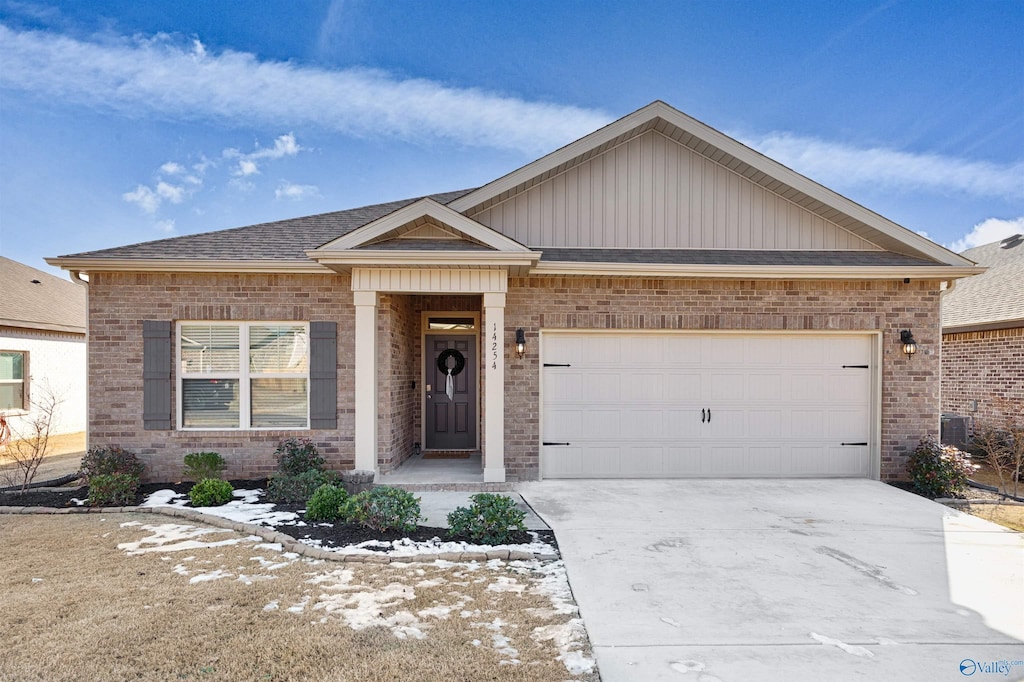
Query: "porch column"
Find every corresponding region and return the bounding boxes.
[353,290,378,473]
[482,292,506,483]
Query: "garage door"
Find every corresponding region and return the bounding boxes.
[541,332,874,478]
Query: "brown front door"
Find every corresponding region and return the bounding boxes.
[425,335,476,450]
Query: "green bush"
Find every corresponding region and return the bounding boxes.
[274,438,325,475]
[907,436,977,498]
[305,484,349,522]
[87,473,140,506]
[341,486,422,532]
[79,446,144,482]
[189,478,234,507]
[266,469,339,504]
[447,493,527,545]
[183,451,226,482]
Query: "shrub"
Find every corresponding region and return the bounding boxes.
[266,469,339,504]
[274,438,325,476]
[305,484,349,522]
[189,478,234,507]
[87,473,139,506]
[907,436,977,499]
[447,493,527,545]
[79,446,144,482]
[183,451,226,482]
[341,486,422,532]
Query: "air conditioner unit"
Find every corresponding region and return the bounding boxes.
[941,414,971,449]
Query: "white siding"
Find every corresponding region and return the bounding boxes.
[472,130,880,251]
[0,330,86,437]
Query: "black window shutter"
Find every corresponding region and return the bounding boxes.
[143,320,172,430]
[309,321,338,429]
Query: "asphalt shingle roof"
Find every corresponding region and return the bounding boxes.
[59,190,475,261]
[0,257,86,333]
[942,234,1024,329]
[539,249,940,267]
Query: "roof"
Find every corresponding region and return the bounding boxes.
[538,249,939,267]
[57,190,473,262]
[47,101,984,281]
[0,257,87,334]
[942,234,1024,332]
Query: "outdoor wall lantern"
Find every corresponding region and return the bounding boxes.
[515,328,527,358]
[900,329,917,356]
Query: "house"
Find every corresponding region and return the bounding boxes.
[0,257,87,441]
[47,101,982,483]
[941,233,1024,432]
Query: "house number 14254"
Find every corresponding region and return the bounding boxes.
[491,323,499,370]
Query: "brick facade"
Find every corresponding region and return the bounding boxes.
[505,277,943,481]
[941,326,1024,427]
[88,272,941,482]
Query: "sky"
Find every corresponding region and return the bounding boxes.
[1,1,1022,277]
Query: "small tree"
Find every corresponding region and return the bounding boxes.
[0,383,63,492]
[971,398,1024,499]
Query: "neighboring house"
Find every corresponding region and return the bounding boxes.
[0,257,87,440]
[941,233,1024,431]
[48,101,982,483]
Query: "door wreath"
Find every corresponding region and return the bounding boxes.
[436,348,466,376]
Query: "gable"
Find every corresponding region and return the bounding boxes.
[470,130,881,251]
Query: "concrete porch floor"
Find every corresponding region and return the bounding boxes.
[378,452,486,484]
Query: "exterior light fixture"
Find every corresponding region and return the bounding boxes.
[515,328,526,358]
[900,330,917,356]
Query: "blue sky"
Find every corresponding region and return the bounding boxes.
[1,1,1022,276]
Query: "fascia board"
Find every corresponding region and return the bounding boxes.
[0,319,86,335]
[45,257,327,274]
[449,100,972,268]
[318,198,531,252]
[942,318,1024,334]
[308,250,540,267]
[531,260,986,280]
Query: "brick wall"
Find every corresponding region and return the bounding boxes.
[89,272,941,483]
[88,272,356,482]
[505,277,943,481]
[941,326,1024,427]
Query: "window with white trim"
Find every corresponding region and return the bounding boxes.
[178,323,309,429]
[0,351,28,411]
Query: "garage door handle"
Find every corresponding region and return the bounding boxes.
[543,441,571,446]
[707,409,711,423]
[841,442,867,446]
[543,363,572,367]
[701,408,705,423]
[842,365,869,369]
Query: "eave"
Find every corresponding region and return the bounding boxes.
[942,317,1024,335]
[530,261,986,280]
[306,249,541,275]
[44,258,329,275]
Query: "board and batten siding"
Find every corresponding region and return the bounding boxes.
[471,130,881,251]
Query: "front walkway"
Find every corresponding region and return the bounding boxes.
[519,479,1024,682]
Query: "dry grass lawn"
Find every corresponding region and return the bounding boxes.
[962,504,1024,532]
[0,514,596,682]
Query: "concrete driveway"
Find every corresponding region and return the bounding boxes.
[518,479,1024,682]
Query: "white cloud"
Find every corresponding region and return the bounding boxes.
[0,25,609,155]
[155,181,185,203]
[122,184,160,213]
[154,219,175,233]
[275,181,320,201]
[234,159,260,176]
[740,132,1024,202]
[947,217,1024,253]
[160,161,184,175]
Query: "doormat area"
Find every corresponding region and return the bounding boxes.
[422,451,474,459]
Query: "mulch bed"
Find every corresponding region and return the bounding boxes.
[0,479,557,552]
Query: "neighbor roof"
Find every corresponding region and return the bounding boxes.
[942,234,1024,332]
[0,257,87,334]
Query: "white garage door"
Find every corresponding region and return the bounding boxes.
[541,332,874,478]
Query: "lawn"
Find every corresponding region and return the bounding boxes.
[1,513,596,682]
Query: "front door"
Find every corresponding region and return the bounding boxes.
[425,335,476,450]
